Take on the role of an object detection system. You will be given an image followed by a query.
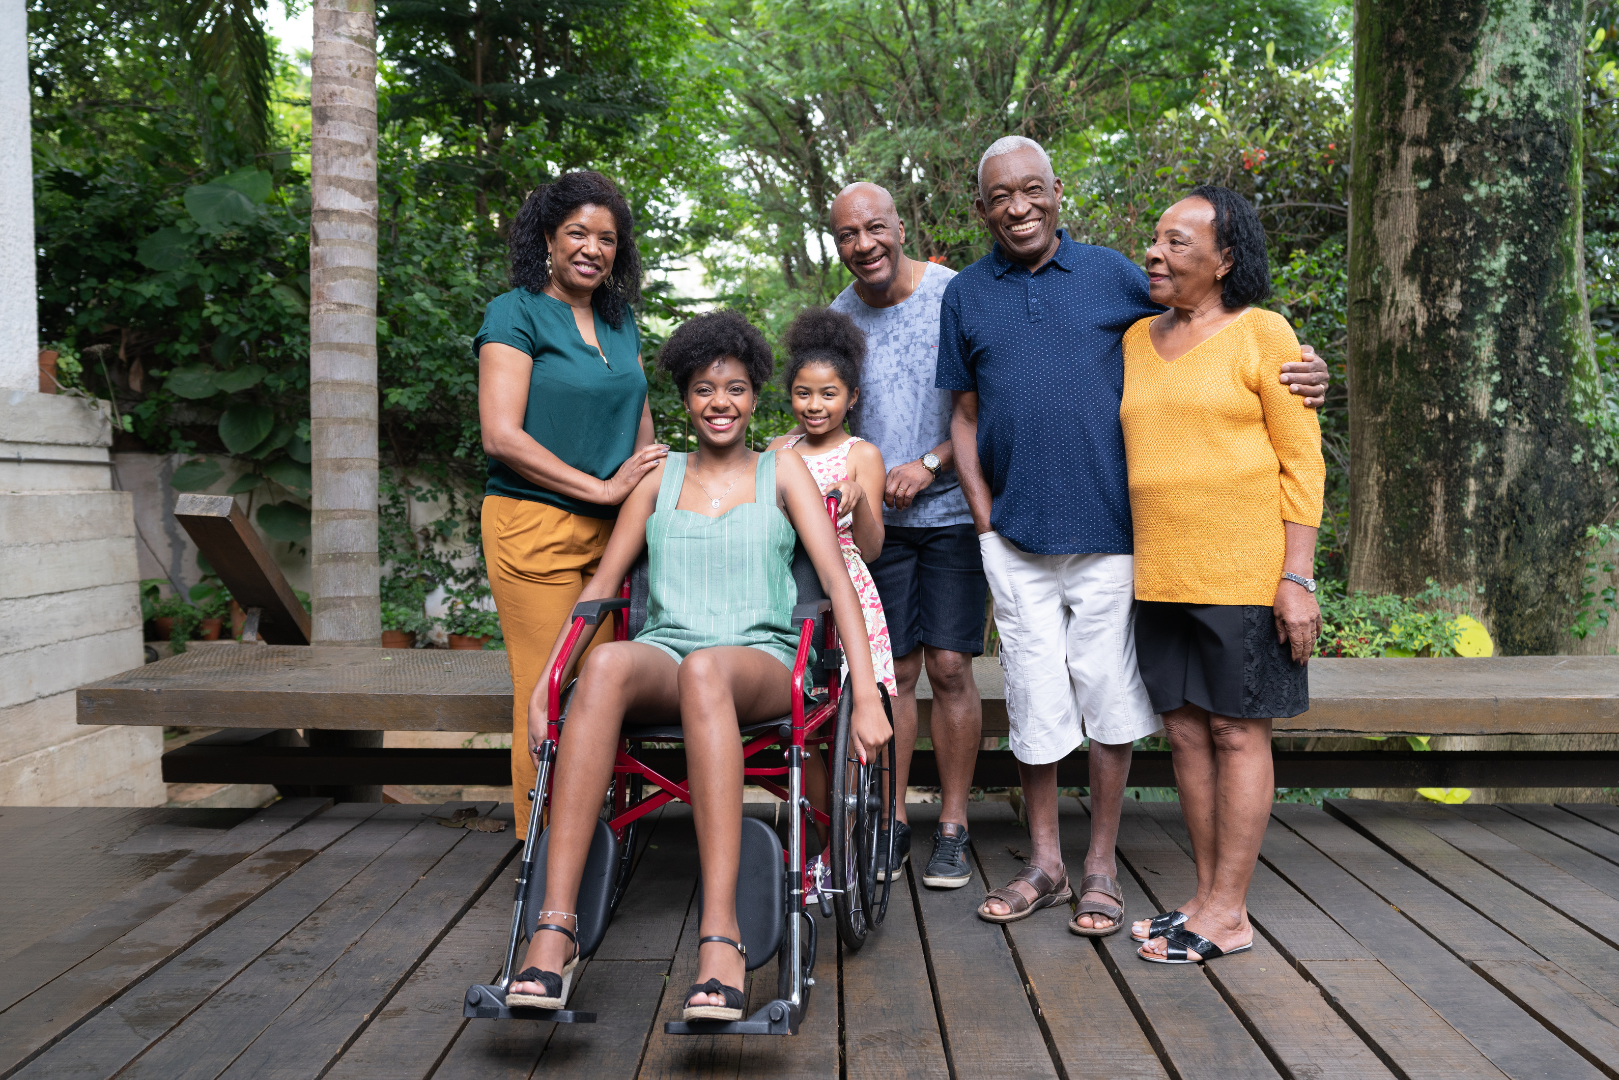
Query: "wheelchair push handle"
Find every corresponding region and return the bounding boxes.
[570,597,630,625]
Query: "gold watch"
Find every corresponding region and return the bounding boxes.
[920,452,941,476]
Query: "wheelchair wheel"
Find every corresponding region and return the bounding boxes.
[829,678,896,950]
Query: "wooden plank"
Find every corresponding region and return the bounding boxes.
[111,804,483,1080]
[322,860,514,1080]
[1110,802,1392,1079]
[1502,803,1619,866]
[972,802,1167,1080]
[0,798,330,1013]
[904,802,1059,1080]
[1456,803,1619,902]
[77,645,512,731]
[10,804,422,1080]
[1472,960,1619,1076]
[729,923,838,1080]
[592,807,699,962]
[0,803,368,1077]
[217,805,518,1079]
[1137,803,1508,1080]
[1304,961,1510,1080]
[1272,804,1537,962]
[1095,844,1282,1079]
[0,807,219,960]
[1560,804,1619,837]
[634,894,745,1080]
[532,960,672,1079]
[1267,804,1606,1080]
[841,862,952,1080]
[1327,800,1619,1002]
[172,493,310,644]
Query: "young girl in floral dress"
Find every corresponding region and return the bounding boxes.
[769,308,897,697]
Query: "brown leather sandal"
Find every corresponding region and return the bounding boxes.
[1068,872,1125,937]
[977,864,1072,924]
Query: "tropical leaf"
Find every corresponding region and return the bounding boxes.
[249,422,294,458]
[136,226,196,271]
[225,472,264,493]
[269,282,308,315]
[159,0,273,153]
[165,364,219,399]
[215,166,272,203]
[185,181,259,232]
[286,433,311,463]
[170,458,224,491]
[257,500,312,542]
[212,363,266,392]
[263,457,313,493]
[218,402,275,453]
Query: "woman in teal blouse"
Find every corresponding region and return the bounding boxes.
[477,171,668,834]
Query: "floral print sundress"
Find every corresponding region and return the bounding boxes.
[784,434,898,696]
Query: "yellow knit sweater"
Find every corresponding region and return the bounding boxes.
[1120,308,1324,605]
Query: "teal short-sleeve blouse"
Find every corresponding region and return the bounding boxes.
[475,288,648,519]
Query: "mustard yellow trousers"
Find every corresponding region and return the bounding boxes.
[482,495,617,838]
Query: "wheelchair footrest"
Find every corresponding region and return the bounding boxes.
[663,998,801,1036]
[463,983,597,1022]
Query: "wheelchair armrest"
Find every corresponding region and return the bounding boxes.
[571,598,631,625]
[791,599,833,629]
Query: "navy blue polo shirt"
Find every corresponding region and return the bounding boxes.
[935,231,1161,556]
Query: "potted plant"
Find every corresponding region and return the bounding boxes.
[189,555,232,641]
[142,579,203,652]
[381,598,434,649]
[444,597,503,650]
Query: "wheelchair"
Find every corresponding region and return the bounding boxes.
[464,493,897,1035]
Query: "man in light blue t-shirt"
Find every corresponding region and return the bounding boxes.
[828,183,986,890]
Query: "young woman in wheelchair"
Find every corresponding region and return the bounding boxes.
[506,310,894,1021]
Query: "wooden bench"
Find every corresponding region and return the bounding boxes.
[80,490,1619,790]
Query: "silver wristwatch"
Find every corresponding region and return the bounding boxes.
[920,452,941,476]
[1281,572,1317,594]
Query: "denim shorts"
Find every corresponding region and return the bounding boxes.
[866,523,988,657]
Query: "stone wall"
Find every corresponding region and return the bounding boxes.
[0,391,162,805]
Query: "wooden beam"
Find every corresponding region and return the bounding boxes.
[172,494,311,645]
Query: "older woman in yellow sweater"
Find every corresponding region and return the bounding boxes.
[1121,185,1324,965]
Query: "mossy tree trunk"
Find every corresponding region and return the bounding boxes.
[1347,0,1612,655]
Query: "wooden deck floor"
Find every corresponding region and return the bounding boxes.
[5,795,1619,1080]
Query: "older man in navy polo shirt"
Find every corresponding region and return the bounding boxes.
[939,136,1328,934]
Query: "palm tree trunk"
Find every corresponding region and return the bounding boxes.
[310,0,380,648]
[309,0,382,800]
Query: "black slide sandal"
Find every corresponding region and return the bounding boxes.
[683,936,747,1021]
[1132,909,1187,942]
[1138,924,1252,964]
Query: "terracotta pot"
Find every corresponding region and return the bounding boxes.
[230,600,246,639]
[381,630,417,649]
[153,616,175,640]
[448,633,491,650]
[199,618,222,641]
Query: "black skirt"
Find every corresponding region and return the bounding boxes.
[1134,601,1309,720]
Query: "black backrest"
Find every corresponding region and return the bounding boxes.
[623,536,828,685]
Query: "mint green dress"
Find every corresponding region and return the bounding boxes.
[634,451,803,670]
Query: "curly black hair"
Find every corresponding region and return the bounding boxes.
[782,307,866,395]
[508,171,641,329]
[1186,184,1271,310]
[657,311,775,396]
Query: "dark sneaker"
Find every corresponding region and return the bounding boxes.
[923,822,972,888]
[875,821,911,882]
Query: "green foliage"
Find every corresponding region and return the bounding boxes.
[378,476,460,637]
[1316,579,1471,658]
[1571,523,1619,640]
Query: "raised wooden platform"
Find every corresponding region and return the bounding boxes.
[6,796,1619,1078]
[77,647,1619,736]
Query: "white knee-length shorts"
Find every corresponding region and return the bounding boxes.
[979,531,1162,764]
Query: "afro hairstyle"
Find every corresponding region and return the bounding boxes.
[657,310,775,395]
[781,307,866,394]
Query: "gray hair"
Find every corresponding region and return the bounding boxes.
[977,136,1052,189]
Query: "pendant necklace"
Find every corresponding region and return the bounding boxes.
[691,460,746,508]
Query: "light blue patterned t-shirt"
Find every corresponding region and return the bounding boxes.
[830,263,971,529]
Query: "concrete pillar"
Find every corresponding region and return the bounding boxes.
[0,0,160,805]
